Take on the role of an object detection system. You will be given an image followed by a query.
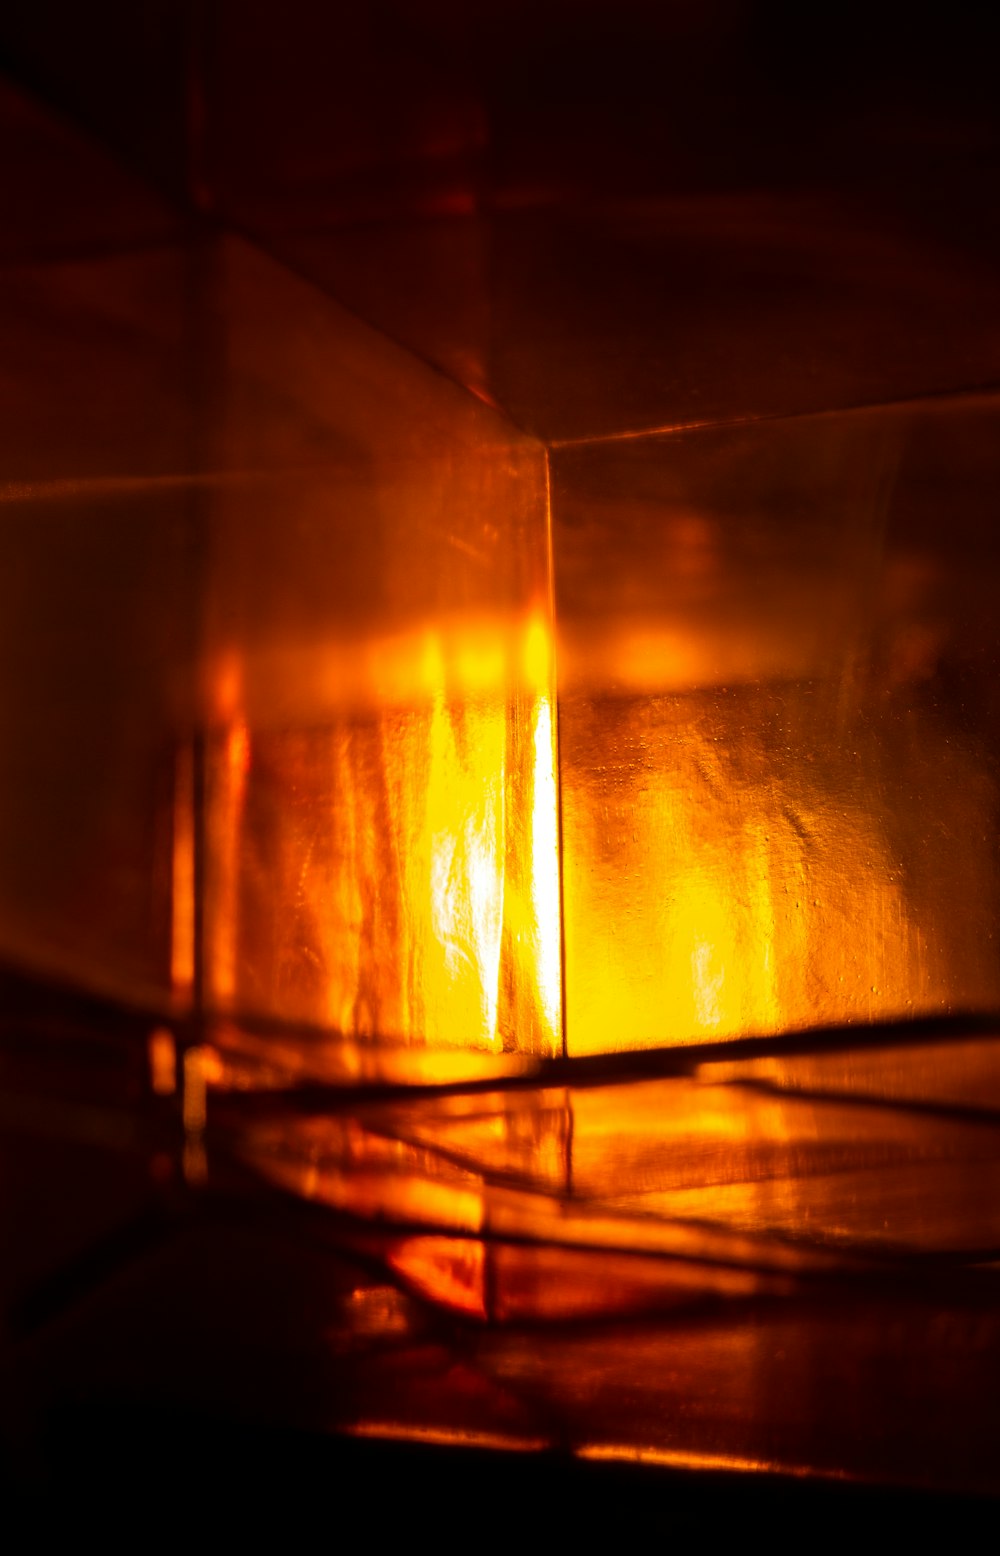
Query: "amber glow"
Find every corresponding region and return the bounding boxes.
[577,1445,778,1476]
[182,1045,209,1133]
[258,1148,485,1234]
[196,590,1000,1066]
[387,1236,487,1319]
[148,1026,177,1096]
[557,678,1000,1052]
[205,719,250,1006]
[200,614,562,1054]
[530,695,562,1043]
[170,743,195,998]
[561,694,925,1051]
[547,403,1000,1054]
[198,641,994,1063]
[347,1424,548,1454]
[240,1028,1000,1340]
[170,300,1000,1079]
[6,72,1000,1505]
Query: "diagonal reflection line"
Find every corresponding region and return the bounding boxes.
[546,383,1000,449]
[205,1011,1000,1114]
[717,1077,1000,1132]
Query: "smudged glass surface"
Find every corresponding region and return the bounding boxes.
[552,399,1000,1052]
[235,1030,1000,1272]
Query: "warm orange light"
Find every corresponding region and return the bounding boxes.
[387,1236,487,1319]
[148,1026,177,1096]
[560,697,931,1052]
[170,744,195,999]
[159,278,1000,1079]
[529,694,562,1043]
[552,402,1000,1054]
[205,719,250,1007]
[200,613,563,1055]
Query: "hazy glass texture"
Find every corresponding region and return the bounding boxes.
[239,1028,1000,1291]
[552,399,1000,1052]
[0,233,559,1053]
[210,192,1000,1058]
[198,244,558,1051]
[2,83,998,1065]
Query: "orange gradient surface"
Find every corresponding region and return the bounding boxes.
[193,243,560,1051]
[202,619,560,1049]
[4,71,1000,1504]
[197,384,1000,1060]
[236,1028,1000,1313]
[553,400,1000,1053]
[2,216,999,1068]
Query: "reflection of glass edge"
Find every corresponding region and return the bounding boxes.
[221,1018,1000,1342]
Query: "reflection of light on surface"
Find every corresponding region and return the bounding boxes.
[170,743,194,998]
[256,1151,485,1232]
[387,1235,486,1319]
[183,1137,207,1186]
[427,671,505,1048]
[220,616,558,718]
[194,625,984,1062]
[561,690,939,1054]
[673,827,781,1035]
[523,613,551,692]
[341,1285,414,1340]
[207,720,250,1005]
[578,1444,778,1475]
[692,938,724,1028]
[348,1424,549,1453]
[227,723,250,781]
[199,615,561,1058]
[211,649,244,723]
[182,1042,210,1188]
[182,1045,209,1132]
[148,1026,177,1096]
[531,696,562,1042]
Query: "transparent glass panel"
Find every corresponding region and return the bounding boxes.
[552,397,1000,1052]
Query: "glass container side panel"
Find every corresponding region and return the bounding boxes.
[199,254,558,1052]
[552,399,1000,1053]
